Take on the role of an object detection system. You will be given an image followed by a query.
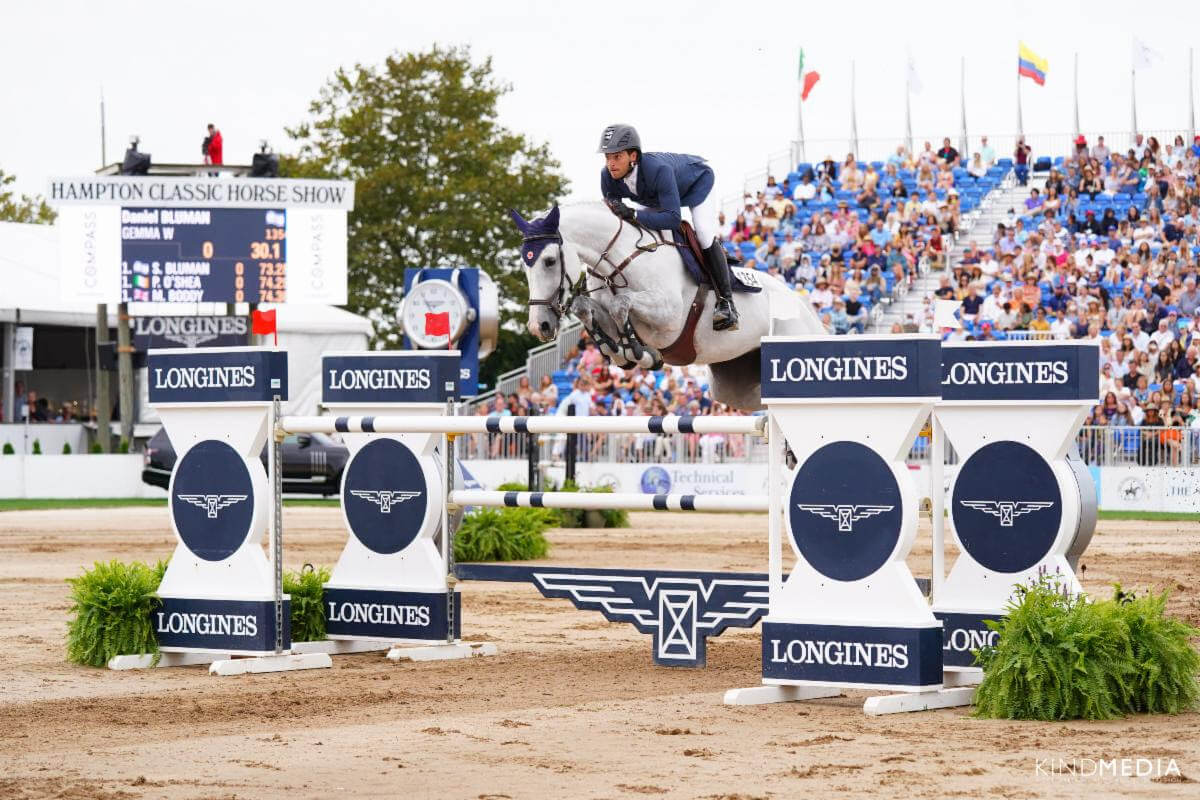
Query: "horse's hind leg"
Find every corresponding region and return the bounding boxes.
[707,349,764,412]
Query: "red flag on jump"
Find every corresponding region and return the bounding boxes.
[251,308,277,346]
[425,311,451,339]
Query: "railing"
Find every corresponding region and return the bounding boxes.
[726,127,1197,215]
[455,430,766,465]
[463,321,583,412]
[988,331,1068,341]
[452,421,1199,470]
[1077,425,1200,468]
[905,425,1200,468]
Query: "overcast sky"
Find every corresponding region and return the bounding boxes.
[4,0,1200,210]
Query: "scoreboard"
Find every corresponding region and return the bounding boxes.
[121,208,289,304]
[50,176,353,307]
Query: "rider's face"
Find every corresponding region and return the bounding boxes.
[606,150,635,180]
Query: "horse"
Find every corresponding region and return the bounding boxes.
[509,202,827,411]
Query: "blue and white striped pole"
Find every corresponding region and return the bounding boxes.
[281,414,766,437]
[449,490,768,514]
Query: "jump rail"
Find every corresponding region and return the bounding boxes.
[450,490,769,513]
[279,414,766,437]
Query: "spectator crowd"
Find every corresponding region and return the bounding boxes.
[478,132,1200,464]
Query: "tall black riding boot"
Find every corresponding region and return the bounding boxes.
[703,241,740,331]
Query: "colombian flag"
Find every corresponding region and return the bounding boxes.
[1018,43,1048,86]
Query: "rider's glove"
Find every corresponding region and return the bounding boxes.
[608,199,638,223]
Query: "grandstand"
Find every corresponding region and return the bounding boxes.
[472,132,1200,470]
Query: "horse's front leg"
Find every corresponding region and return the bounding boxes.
[608,292,667,370]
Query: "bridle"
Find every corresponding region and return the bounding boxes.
[522,232,570,320]
[522,211,684,324]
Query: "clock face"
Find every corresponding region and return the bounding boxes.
[401,279,469,348]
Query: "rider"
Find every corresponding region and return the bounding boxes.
[598,124,739,331]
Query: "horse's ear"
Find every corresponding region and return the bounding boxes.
[509,208,529,233]
[546,204,560,230]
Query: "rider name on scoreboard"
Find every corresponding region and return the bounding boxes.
[49,176,354,307]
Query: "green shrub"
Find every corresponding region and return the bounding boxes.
[118,439,130,454]
[549,480,629,528]
[284,565,330,643]
[2,442,13,455]
[90,442,103,454]
[1118,586,1200,714]
[62,442,72,454]
[973,576,1200,721]
[454,507,553,562]
[65,560,166,667]
[31,439,41,455]
[495,481,528,491]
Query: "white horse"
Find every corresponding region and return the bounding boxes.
[510,202,826,410]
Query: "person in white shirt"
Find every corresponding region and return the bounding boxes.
[1091,136,1111,163]
[979,283,1006,323]
[809,276,834,309]
[1131,133,1147,161]
[1149,318,1176,350]
[978,249,1000,277]
[980,136,996,167]
[1049,309,1074,338]
[792,174,817,203]
[967,152,988,178]
[556,375,593,418]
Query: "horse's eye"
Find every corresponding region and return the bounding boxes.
[544,257,557,267]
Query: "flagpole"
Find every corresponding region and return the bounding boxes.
[905,64,914,157]
[1190,47,1195,141]
[1016,66,1024,139]
[959,56,968,162]
[850,59,859,161]
[797,75,807,166]
[1131,64,1138,138]
[1073,52,1081,138]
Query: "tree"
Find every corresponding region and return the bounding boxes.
[283,46,568,350]
[0,169,55,224]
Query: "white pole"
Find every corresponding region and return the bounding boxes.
[767,414,783,608]
[1073,52,1081,138]
[1017,69,1024,138]
[797,68,807,166]
[959,56,968,161]
[450,490,769,513]
[930,413,945,597]
[1190,48,1195,141]
[281,413,767,437]
[850,59,859,161]
[1131,66,1138,137]
[905,68,914,157]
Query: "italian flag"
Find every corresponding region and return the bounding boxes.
[799,48,820,101]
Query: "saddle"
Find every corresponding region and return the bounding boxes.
[658,221,754,366]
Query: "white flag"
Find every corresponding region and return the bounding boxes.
[907,52,924,94]
[933,299,962,330]
[1132,37,1163,71]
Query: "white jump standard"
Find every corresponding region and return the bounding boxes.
[726,335,968,714]
[112,347,331,675]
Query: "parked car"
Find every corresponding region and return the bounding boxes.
[141,427,349,495]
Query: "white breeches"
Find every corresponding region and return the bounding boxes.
[688,192,721,248]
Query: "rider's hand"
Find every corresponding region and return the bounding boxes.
[608,199,638,223]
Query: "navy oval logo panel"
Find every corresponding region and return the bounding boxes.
[952,441,1062,573]
[171,439,255,562]
[789,441,903,581]
[343,438,429,555]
